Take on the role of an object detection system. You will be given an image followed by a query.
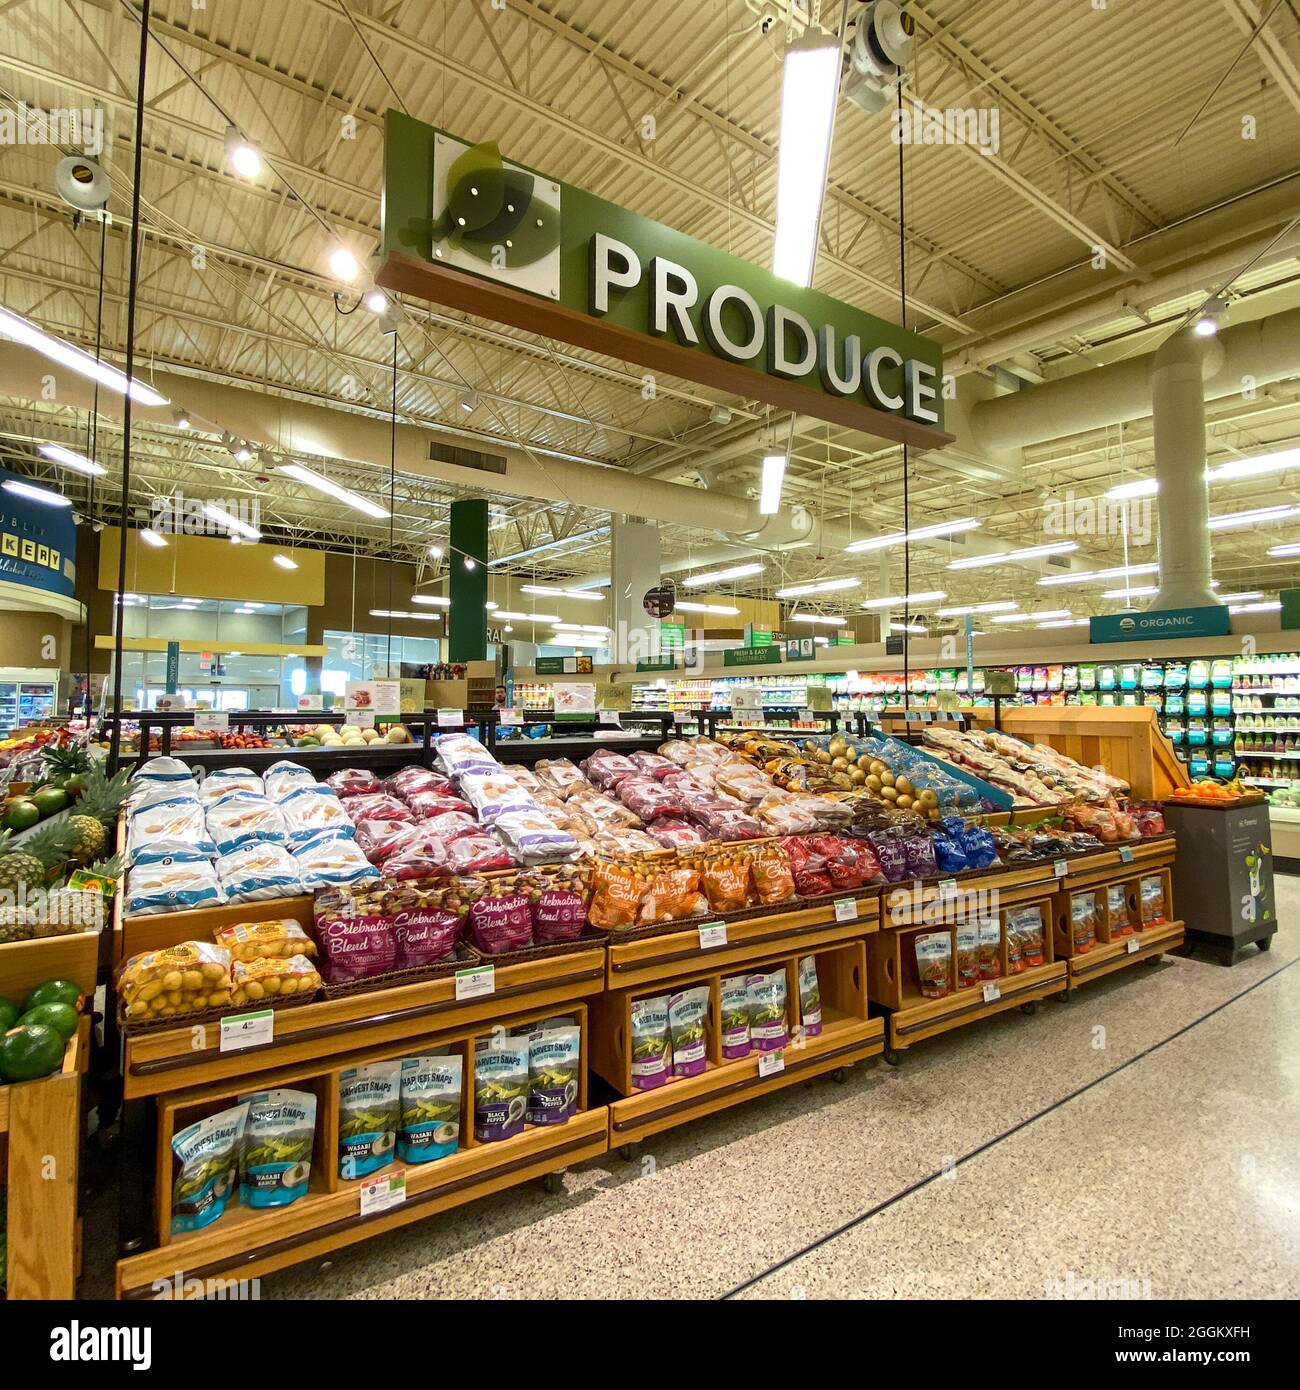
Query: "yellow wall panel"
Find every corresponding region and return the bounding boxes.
[97,529,325,605]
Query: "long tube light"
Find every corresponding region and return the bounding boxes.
[493,611,561,622]
[38,442,106,476]
[1208,504,1300,531]
[759,454,786,515]
[788,614,847,626]
[989,609,1072,623]
[1100,585,1158,600]
[845,518,980,554]
[272,554,298,570]
[682,562,765,588]
[1104,447,1300,500]
[772,28,842,287]
[1229,600,1282,613]
[674,601,740,615]
[277,462,390,519]
[520,585,605,602]
[369,609,441,621]
[1267,543,1300,558]
[139,528,167,548]
[411,594,451,606]
[948,541,1078,571]
[1038,618,1091,629]
[935,600,1018,616]
[0,305,168,406]
[1038,562,1158,587]
[1215,591,1263,603]
[489,527,609,566]
[889,622,926,634]
[775,577,860,599]
[859,590,947,609]
[1,478,70,506]
[202,502,262,541]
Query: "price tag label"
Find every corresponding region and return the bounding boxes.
[673,710,690,724]
[345,710,375,728]
[833,897,858,923]
[437,708,464,728]
[698,921,728,949]
[193,711,228,732]
[758,1049,785,1078]
[455,964,495,1000]
[498,708,521,725]
[982,982,1001,1004]
[1127,937,1140,955]
[938,877,958,899]
[1119,845,1135,863]
[219,1009,274,1052]
[598,710,621,726]
[359,1168,407,1217]
[1053,859,1068,879]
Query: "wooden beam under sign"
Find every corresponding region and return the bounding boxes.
[377,253,956,451]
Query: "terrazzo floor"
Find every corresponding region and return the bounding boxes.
[253,874,1300,1301]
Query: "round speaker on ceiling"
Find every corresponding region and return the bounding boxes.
[55,155,110,212]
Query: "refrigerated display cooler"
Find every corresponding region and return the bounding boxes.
[0,668,59,735]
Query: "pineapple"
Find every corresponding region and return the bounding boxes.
[0,820,81,899]
[42,741,92,782]
[65,763,131,864]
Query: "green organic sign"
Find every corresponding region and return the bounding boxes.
[724,645,784,667]
[1090,606,1231,644]
[659,622,686,649]
[165,641,180,694]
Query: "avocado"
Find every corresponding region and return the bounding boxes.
[19,1002,79,1041]
[0,1023,66,1082]
[22,979,83,1015]
[0,997,18,1031]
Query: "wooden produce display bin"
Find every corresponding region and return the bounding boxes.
[1048,838,1184,988]
[591,893,885,1150]
[869,866,1066,1055]
[0,931,97,1299]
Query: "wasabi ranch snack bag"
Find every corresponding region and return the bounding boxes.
[526,1025,580,1125]
[629,994,672,1090]
[474,1035,530,1141]
[398,1055,462,1163]
[238,1089,317,1209]
[668,985,709,1077]
[746,970,788,1052]
[797,956,822,1038]
[171,1102,248,1233]
[720,975,751,1060]
[338,1060,400,1179]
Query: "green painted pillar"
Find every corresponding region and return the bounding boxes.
[449,498,488,661]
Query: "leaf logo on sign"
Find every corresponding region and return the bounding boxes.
[432,142,560,270]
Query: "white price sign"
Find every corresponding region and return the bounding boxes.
[1127,937,1140,955]
[1119,845,1135,863]
[1053,859,1068,879]
[437,708,464,728]
[219,1009,274,1052]
[673,710,690,724]
[938,877,958,899]
[698,921,728,949]
[598,709,622,726]
[345,710,375,728]
[193,711,228,732]
[758,1049,785,1078]
[982,982,1001,1004]
[359,1168,407,1217]
[455,964,495,1000]
[833,897,858,923]
[498,708,521,725]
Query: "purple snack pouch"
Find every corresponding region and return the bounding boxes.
[630,995,671,1090]
[393,907,461,970]
[746,970,788,1052]
[720,975,752,1060]
[667,986,709,1077]
[869,832,908,883]
[903,833,938,880]
[468,891,533,954]
[313,908,397,983]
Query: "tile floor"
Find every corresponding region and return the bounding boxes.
[259,875,1300,1301]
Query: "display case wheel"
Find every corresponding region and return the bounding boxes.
[1257,936,1272,952]
[1019,1000,1039,1016]
[1145,953,1163,964]
[542,1170,565,1195]
[1054,989,1073,1003]
[882,1046,902,1067]
[618,1141,642,1162]
[831,1066,849,1084]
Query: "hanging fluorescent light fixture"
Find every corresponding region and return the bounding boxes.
[1103,478,1158,500]
[989,609,1072,624]
[520,585,605,602]
[38,442,106,476]
[1,478,70,506]
[139,528,167,548]
[489,526,609,566]
[411,594,451,607]
[1229,600,1282,613]
[277,462,390,519]
[775,577,860,599]
[845,518,980,553]
[272,554,298,570]
[682,562,765,588]
[1214,591,1263,603]
[674,601,740,615]
[1037,618,1090,629]
[787,613,847,626]
[368,609,442,621]
[889,622,926,634]
[948,541,1077,570]
[0,305,168,405]
[1038,562,1158,587]
[771,27,842,287]
[759,454,786,515]
[935,600,1018,616]
[1267,542,1300,558]
[202,503,262,541]
[859,589,946,609]
[1209,447,1300,481]
[1100,585,1158,599]
[1209,504,1300,531]
[493,611,561,622]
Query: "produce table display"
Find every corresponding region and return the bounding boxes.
[0,713,1185,1297]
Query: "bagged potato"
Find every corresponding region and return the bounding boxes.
[230,955,321,1006]
[214,918,317,963]
[120,940,232,1019]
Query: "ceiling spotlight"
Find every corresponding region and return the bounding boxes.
[459,390,478,413]
[464,556,477,570]
[328,243,360,282]
[174,408,191,430]
[233,444,252,463]
[1194,294,1227,337]
[428,544,444,559]
[54,154,110,213]
[365,290,388,314]
[709,404,733,425]
[224,125,263,178]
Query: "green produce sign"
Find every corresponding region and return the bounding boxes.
[636,657,677,672]
[724,645,784,667]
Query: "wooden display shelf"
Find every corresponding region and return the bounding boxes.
[1064,918,1185,986]
[115,892,315,965]
[884,960,1067,1051]
[117,1107,608,1298]
[0,1019,88,1299]
[121,943,607,1101]
[603,891,881,992]
[0,928,99,1005]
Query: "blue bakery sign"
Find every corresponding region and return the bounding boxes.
[0,463,76,600]
[1090,605,1230,644]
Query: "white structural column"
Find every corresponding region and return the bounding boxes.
[1149,328,1220,611]
[609,518,663,665]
